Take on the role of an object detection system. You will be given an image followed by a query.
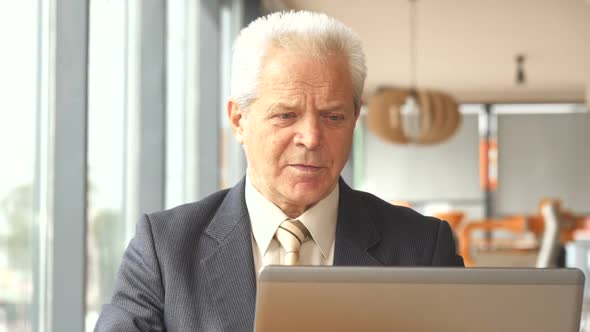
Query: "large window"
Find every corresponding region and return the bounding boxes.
[0,1,41,331]
[85,0,133,328]
[0,0,246,331]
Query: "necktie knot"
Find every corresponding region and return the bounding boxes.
[275,219,310,265]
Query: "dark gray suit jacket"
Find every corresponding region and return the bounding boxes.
[95,178,463,331]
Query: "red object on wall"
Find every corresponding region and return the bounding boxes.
[479,138,498,191]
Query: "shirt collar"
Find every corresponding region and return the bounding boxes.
[245,175,288,258]
[297,182,339,258]
[245,174,339,259]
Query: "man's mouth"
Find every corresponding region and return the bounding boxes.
[289,164,324,172]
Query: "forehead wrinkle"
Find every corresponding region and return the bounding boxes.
[263,76,329,88]
[266,81,352,111]
[257,56,354,110]
[267,80,346,99]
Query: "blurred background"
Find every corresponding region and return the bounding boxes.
[0,0,589,331]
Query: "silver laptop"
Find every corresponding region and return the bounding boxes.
[255,266,584,332]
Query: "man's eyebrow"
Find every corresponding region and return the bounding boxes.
[319,103,349,112]
[269,102,299,111]
[267,102,352,113]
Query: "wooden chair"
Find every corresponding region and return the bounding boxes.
[458,199,585,267]
[458,215,530,267]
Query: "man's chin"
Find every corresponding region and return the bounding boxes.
[287,184,332,205]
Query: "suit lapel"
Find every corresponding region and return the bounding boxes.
[198,177,381,329]
[333,179,382,266]
[200,178,257,331]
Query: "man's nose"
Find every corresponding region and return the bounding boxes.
[294,116,321,150]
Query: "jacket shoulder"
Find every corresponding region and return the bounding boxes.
[147,188,232,236]
[351,189,442,229]
[349,189,462,266]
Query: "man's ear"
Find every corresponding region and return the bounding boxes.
[353,106,361,127]
[227,99,245,144]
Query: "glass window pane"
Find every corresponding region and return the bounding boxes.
[85,0,129,329]
[0,1,40,331]
[165,0,189,208]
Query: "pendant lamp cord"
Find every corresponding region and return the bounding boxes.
[409,0,418,94]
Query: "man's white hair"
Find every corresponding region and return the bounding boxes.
[230,10,367,112]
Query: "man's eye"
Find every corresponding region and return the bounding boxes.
[327,114,345,121]
[277,113,296,120]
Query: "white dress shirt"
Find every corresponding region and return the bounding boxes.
[245,175,339,276]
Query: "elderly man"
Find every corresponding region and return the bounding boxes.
[96,10,463,332]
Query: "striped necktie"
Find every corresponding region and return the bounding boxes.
[275,219,310,265]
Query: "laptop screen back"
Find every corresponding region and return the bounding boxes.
[255,266,584,332]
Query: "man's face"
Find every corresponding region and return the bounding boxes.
[228,48,359,217]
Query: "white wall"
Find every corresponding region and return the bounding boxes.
[360,111,590,218]
[495,113,590,215]
[360,114,481,204]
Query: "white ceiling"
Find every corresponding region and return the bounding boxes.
[282,0,590,103]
